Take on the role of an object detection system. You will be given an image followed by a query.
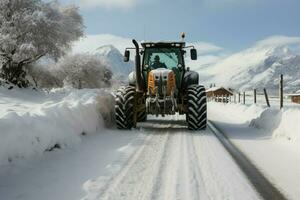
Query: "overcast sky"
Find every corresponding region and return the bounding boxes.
[60,0,300,52]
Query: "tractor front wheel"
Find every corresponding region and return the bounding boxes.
[115,86,135,129]
[186,85,207,130]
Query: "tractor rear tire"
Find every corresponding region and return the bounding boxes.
[115,86,135,129]
[186,85,207,130]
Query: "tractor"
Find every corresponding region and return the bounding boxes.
[115,37,207,130]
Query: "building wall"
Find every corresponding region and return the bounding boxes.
[292,96,300,104]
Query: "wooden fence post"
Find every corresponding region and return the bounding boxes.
[238,93,241,103]
[264,88,270,107]
[243,92,246,105]
[279,74,283,109]
[254,89,257,104]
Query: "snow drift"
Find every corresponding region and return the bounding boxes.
[208,102,300,144]
[251,107,300,144]
[0,87,114,166]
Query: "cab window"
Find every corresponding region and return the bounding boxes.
[143,48,183,70]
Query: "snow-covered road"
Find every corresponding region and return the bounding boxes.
[0,115,262,200]
[83,116,261,200]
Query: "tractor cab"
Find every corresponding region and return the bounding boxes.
[124,41,198,93]
[141,42,186,91]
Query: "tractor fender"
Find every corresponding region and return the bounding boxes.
[128,71,136,86]
[182,70,199,88]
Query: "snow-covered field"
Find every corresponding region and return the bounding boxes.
[208,102,300,199]
[0,87,113,166]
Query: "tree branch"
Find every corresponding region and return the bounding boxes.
[19,53,46,66]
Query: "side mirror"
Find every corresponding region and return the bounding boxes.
[124,50,130,62]
[190,49,197,60]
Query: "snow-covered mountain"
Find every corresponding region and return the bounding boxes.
[201,39,300,94]
[95,45,134,78]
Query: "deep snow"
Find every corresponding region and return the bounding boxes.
[0,87,113,166]
[0,129,143,200]
[0,93,262,200]
[1,85,300,200]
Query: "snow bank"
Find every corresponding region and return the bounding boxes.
[252,107,300,143]
[209,102,300,144]
[0,87,114,166]
[208,102,265,124]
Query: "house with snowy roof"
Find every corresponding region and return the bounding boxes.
[206,87,234,97]
[206,87,234,103]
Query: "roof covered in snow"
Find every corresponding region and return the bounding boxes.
[206,87,234,95]
[286,93,300,97]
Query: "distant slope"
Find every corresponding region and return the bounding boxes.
[201,38,300,93]
[95,45,133,79]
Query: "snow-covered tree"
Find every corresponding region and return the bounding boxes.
[0,0,84,88]
[57,53,113,89]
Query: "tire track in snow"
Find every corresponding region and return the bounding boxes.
[192,131,261,200]
[82,116,262,200]
[91,132,171,200]
[149,132,180,200]
[186,133,210,200]
[82,134,154,200]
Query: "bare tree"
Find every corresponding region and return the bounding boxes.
[0,0,84,88]
[57,53,113,89]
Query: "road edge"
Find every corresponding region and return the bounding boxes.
[208,120,288,200]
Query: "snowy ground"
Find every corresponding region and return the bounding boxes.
[208,102,300,200]
[0,114,261,200]
[1,87,299,200]
[83,116,260,200]
[0,129,142,200]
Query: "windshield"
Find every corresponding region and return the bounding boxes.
[143,48,183,70]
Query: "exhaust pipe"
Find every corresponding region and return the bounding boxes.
[132,39,143,92]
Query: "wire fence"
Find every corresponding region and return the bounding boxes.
[207,74,300,109]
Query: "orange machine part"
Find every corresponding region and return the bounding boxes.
[167,72,176,95]
[148,71,155,95]
[147,71,176,96]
